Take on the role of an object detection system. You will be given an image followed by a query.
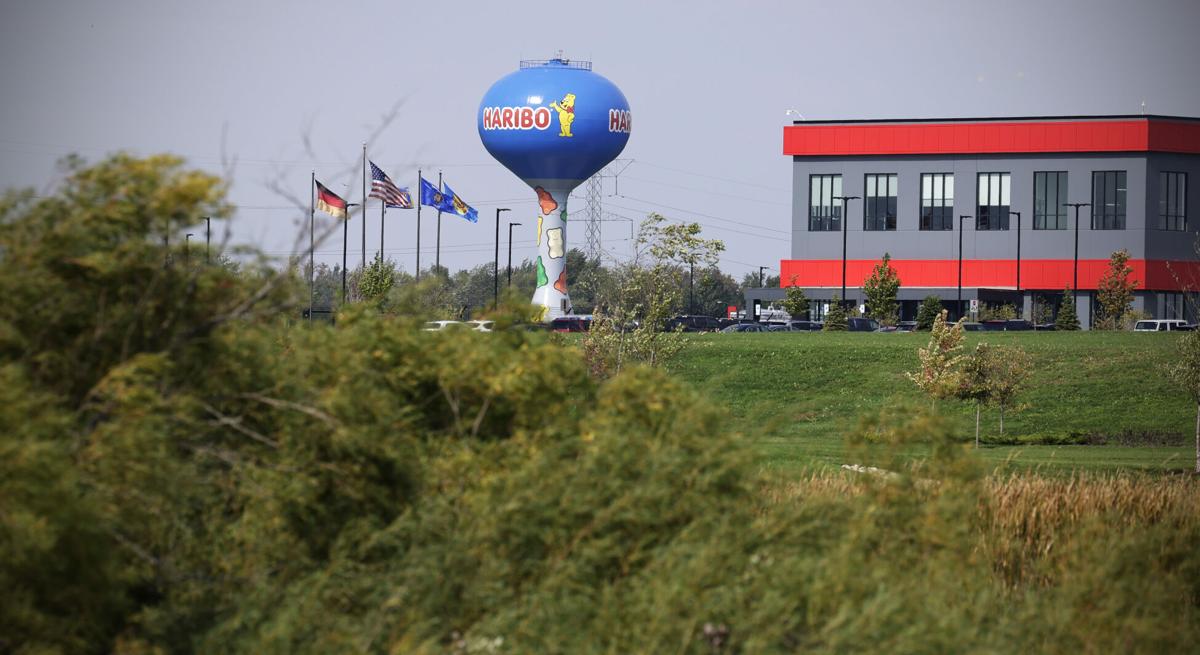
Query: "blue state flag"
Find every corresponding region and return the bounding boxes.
[441,182,479,223]
[420,177,453,213]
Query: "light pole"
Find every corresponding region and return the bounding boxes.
[1011,210,1022,293]
[204,216,211,264]
[833,195,860,305]
[185,233,194,266]
[959,215,972,320]
[1063,203,1091,315]
[689,261,695,315]
[507,222,522,288]
[342,203,360,302]
[494,207,510,308]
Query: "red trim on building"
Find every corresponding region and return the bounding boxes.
[779,259,1200,292]
[783,118,1200,157]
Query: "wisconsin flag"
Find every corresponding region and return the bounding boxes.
[315,179,348,219]
[442,182,479,223]
[419,177,453,213]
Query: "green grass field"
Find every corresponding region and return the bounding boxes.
[667,331,1197,474]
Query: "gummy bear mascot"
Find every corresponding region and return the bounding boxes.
[478,57,631,320]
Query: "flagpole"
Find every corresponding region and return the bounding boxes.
[417,167,422,278]
[380,198,386,261]
[436,170,443,274]
[361,143,367,267]
[309,170,315,322]
[342,207,349,303]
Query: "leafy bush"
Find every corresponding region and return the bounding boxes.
[823,295,849,331]
[915,295,942,330]
[4,155,1199,654]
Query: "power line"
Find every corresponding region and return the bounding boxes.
[634,160,789,193]
[611,194,790,236]
[607,200,786,241]
[622,174,790,207]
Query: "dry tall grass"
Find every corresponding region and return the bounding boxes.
[762,469,1200,587]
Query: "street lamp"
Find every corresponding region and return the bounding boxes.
[1010,210,1022,293]
[494,208,510,308]
[507,222,522,288]
[833,195,860,304]
[1063,203,1091,316]
[959,215,972,320]
[204,216,211,264]
[185,233,194,266]
[342,203,360,302]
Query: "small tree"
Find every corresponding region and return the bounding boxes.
[782,281,810,320]
[954,343,1032,446]
[1169,330,1200,474]
[823,295,849,331]
[1055,289,1081,331]
[863,252,901,326]
[582,214,723,377]
[1096,249,1138,329]
[915,295,943,330]
[358,254,397,305]
[988,346,1032,437]
[1031,294,1054,325]
[956,343,996,448]
[906,309,965,401]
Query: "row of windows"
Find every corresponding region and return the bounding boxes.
[808,171,1188,232]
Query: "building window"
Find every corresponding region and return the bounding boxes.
[976,173,1011,230]
[809,174,842,231]
[1091,170,1127,230]
[1034,171,1068,230]
[1162,293,1186,320]
[920,173,954,230]
[864,174,897,231]
[1159,171,1187,231]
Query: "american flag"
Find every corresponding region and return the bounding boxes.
[369,161,412,209]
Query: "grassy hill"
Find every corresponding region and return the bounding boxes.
[668,331,1196,474]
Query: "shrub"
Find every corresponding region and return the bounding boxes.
[915,295,943,330]
[1096,249,1137,329]
[1056,289,1081,330]
[823,295,849,331]
[863,253,900,326]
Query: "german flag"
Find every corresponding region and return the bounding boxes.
[315,179,347,219]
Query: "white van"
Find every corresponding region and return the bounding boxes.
[1133,319,1190,332]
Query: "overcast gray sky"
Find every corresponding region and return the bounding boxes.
[2,0,1198,277]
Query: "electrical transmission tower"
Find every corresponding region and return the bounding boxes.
[580,159,632,259]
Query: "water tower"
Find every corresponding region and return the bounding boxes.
[478,57,631,320]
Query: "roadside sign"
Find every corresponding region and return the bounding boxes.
[969,299,979,312]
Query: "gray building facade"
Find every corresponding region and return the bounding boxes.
[747,115,1200,327]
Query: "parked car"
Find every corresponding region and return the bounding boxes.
[467,320,494,332]
[1134,319,1190,332]
[785,320,823,331]
[423,320,468,331]
[960,322,984,332]
[981,319,1034,331]
[896,321,918,332]
[766,324,793,332]
[1034,323,1056,331]
[666,315,723,332]
[550,316,592,332]
[507,322,551,332]
[846,318,880,332]
[720,323,767,333]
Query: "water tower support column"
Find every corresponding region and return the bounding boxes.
[529,183,574,319]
